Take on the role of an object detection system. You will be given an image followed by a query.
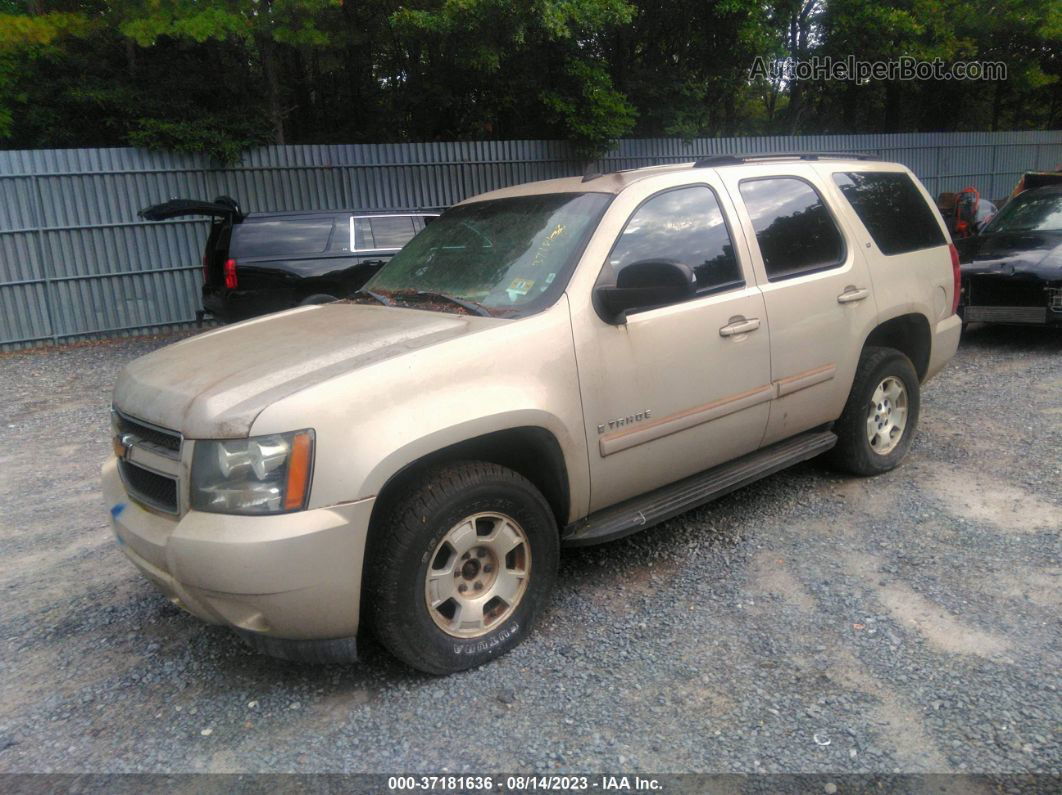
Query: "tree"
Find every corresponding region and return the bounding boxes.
[117,0,339,145]
[388,0,637,152]
[0,0,1057,159]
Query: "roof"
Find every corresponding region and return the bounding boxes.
[461,153,897,204]
[245,209,440,219]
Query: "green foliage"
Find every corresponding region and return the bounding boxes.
[0,0,1057,158]
[541,59,638,155]
[127,117,271,165]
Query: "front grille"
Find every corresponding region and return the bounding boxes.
[114,411,181,454]
[965,276,1048,308]
[118,459,179,514]
[964,305,1048,324]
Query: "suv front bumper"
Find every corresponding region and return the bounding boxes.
[102,458,372,654]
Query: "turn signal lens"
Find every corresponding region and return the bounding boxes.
[284,431,313,510]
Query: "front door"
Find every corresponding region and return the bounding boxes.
[569,182,773,512]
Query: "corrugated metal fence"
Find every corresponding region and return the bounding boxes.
[2,131,1060,350]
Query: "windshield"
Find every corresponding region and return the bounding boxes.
[362,192,612,316]
[984,192,1062,234]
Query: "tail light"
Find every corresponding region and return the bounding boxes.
[948,243,961,315]
[224,258,238,289]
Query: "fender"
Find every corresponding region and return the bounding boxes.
[360,409,587,524]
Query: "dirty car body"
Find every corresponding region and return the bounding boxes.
[957,185,1062,327]
[140,198,438,323]
[106,155,962,672]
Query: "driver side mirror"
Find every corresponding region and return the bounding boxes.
[594,259,697,324]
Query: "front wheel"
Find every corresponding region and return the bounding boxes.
[829,346,920,476]
[367,461,559,674]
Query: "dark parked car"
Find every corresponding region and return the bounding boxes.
[139,197,438,321]
[957,184,1062,327]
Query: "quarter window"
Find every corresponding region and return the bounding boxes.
[832,171,946,255]
[606,186,743,295]
[739,178,845,280]
[230,217,335,259]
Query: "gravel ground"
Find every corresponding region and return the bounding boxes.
[0,324,1059,775]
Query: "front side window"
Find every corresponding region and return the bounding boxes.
[364,192,611,317]
[832,171,946,255]
[604,186,742,294]
[983,191,1062,234]
[739,178,846,280]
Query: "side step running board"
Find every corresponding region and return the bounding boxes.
[562,430,837,547]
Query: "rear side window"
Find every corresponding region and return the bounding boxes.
[369,216,417,249]
[739,177,845,280]
[606,186,743,294]
[231,217,335,259]
[832,171,946,255]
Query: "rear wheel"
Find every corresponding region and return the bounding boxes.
[367,461,559,674]
[299,293,338,306]
[829,346,920,476]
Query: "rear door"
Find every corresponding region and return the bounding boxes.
[352,214,423,272]
[138,198,241,222]
[138,198,242,287]
[720,166,879,446]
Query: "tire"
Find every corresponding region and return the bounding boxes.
[299,293,338,306]
[367,461,559,674]
[828,346,920,477]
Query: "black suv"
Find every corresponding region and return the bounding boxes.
[140,197,438,322]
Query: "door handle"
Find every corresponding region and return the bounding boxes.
[837,286,870,304]
[719,316,761,337]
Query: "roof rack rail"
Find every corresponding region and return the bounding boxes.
[693,152,876,168]
[581,165,603,182]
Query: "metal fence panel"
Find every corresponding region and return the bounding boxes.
[1,131,1060,349]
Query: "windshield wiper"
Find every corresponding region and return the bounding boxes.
[392,290,493,317]
[352,288,393,306]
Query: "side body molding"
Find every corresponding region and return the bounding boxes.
[598,364,837,457]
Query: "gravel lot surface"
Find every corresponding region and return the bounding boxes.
[0,324,1059,775]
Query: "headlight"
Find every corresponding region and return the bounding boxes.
[191,430,314,515]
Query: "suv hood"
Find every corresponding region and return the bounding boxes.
[114,304,494,438]
[957,230,1062,280]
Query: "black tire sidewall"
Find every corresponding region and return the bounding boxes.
[844,351,921,474]
[377,471,558,673]
[299,294,338,306]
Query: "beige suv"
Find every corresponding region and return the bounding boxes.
[102,153,962,674]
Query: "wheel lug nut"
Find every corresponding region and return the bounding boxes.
[476,549,485,558]
[462,553,470,560]
[458,584,468,593]
[474,582,483,591]
[483,564,493,573]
